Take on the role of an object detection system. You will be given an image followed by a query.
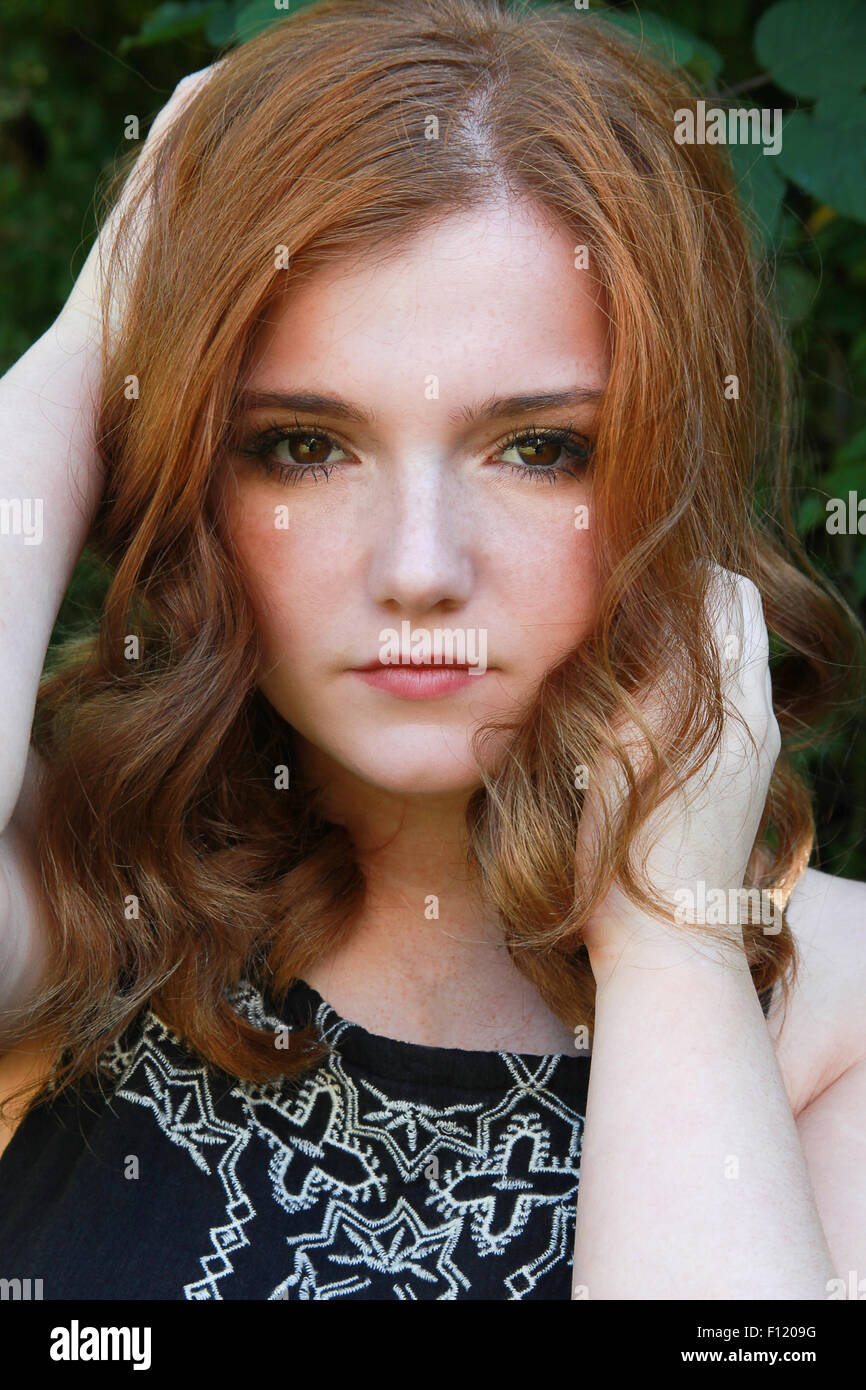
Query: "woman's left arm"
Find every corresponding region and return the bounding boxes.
[782,871,866,1293]
[573,929,838,1298]
[796,1054,866,1297]
[571,568,858,1299]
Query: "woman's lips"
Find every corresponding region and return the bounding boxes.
[351,665,488,699]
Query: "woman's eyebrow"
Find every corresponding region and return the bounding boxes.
[235,386,604,425]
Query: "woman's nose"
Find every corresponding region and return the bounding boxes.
[365,461,475,615]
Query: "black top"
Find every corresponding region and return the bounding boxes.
[0,976,774,1301]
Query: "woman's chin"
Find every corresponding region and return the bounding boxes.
[344,753,488,799]
[304,734,492,799]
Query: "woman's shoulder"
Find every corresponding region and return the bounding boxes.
[768,866,866,1117]
[0,979,298,1164]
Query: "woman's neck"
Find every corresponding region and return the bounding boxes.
[301,913,577,1054]
[298,763,575,1053]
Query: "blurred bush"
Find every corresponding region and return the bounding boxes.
[2,0,864,874]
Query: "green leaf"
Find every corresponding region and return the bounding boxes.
[119,1,222,53]
[776,263,819,322]
[602,10,723,81]
[853,545,866,601]
[835,425,866,466]
[820,461,866,500]
[205,5,236,46]
[755,0,866,99]
[796,494,826,535]
[796,437,866,535]
[726,141,786,249]
[233,0,290,43]
[776,96,866,224]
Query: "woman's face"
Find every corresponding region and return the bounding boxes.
[222,197,609,797]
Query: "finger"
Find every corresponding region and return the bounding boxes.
[707,570,769,704]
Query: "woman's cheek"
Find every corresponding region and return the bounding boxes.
[501,511,599,657]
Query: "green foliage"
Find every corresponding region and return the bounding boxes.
[754,0,866,98]
[602,9,724,82]
[118,2,225,51]
[726,141,787,246]
[1,0,865,874]
[116,0,307,51]
[778,97,866,224]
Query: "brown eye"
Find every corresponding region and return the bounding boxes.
[282,432,337,466]
[495,428,594,480]
[513,436,565,468]
[237,421,351,484]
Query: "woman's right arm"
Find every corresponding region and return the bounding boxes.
[0,299,106,1027]
[0,66,217,1035]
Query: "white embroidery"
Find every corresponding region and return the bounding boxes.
[97,980,587,1300]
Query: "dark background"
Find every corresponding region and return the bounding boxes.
[2,0,865,876]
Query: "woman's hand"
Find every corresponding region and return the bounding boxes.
[571,568,837,1298]
[575,565,781,986]
[0,61,222,858]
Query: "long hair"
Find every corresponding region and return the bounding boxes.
[4,0,864,1118]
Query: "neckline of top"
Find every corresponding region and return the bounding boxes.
[270,977,591,1093]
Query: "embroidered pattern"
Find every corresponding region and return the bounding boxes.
[96,979,588,1300]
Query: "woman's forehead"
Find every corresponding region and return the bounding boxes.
[247,200,610,411]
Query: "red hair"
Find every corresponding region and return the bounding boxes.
[3,0,863,1119]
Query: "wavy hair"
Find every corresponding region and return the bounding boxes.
[4,0,864,1118]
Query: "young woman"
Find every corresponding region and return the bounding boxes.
[0,0,864,1302]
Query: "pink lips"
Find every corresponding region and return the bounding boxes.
[352,664,487,699]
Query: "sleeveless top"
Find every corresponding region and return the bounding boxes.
[0,976,774,1301]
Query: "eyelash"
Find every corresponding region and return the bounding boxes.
[237,414,595,487]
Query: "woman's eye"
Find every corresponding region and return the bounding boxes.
[238,425,351,485]
[269,431,349,468]
[495,430,594,481]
